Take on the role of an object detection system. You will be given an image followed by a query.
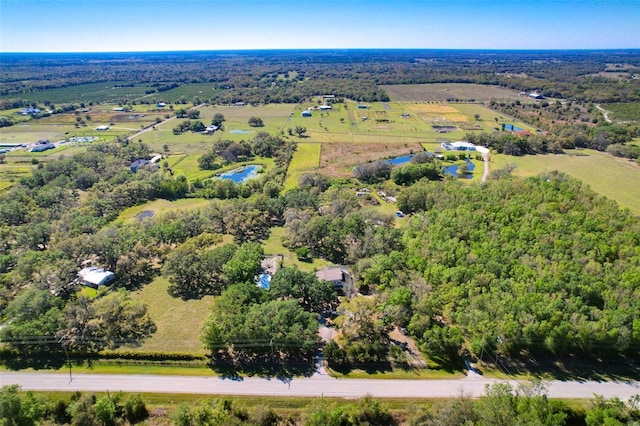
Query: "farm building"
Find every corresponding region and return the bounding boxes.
[78,267,115,288]
[320,104,332,110]
[156,102,166,108]
[203,125,219,135]
[20,107,41,115]
[30,140,55,152]
[301,110,312,117]
[130,159,150,172]
[529,92,545,99]
[95,125,110,131]
[441,141,477,151]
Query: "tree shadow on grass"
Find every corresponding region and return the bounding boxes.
[207,351,317,383]
[482,352,640,382]
[2,352,67,371]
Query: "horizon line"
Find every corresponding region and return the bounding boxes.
[2,47,640,55]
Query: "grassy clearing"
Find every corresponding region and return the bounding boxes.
[262,226,330,272]
[284,143,321,190]
[117,198,212,222]
[382,83,522,102]
[604,102,640,122]
[491,149,640,215]
[127,276,214,354]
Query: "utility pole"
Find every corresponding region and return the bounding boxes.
[58,337,72,383]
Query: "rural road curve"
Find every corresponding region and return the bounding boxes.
[3,373,639,399]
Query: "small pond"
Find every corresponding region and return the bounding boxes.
[230,129,253,134]
[386,155,414,165]
[220,165,261,183]
[503,123,523,131]
[443,158,475,179]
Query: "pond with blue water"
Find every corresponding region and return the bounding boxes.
[443,158,475,179]
[386,155,414,165]
[220,165,261,183]
[386,154,475,179]
[503,123,523,131]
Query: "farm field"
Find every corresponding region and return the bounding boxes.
[491,149,640,215]
[382,83,523,102]
[318,142,421,178]
[138,104,296,154]
[0,96,635,218]
[284,143,321,190]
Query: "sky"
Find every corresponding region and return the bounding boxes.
[1,0,639,52]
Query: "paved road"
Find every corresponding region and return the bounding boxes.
[3,372,639,399]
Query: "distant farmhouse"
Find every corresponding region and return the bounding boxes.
[78,267,115,289]
[95,125,110,131]
[528,92,545,99]
[20,107,41,115]
[203,125,219,135]
[30,140,55,152]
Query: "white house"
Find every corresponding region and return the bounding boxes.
[78,267,115,288]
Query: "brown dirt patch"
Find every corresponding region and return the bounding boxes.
[318,142,423,178]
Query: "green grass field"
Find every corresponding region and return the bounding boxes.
[284,143,321,190]
[603,102,640,122]
[117,198,212,222]
[126,276,214,354]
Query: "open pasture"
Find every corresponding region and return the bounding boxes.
[283,142,321,190]
[117,197,212,223]
[0,160,32,190]
[318,141,422,178]
[382,83,522,102]
[1,123,73,144]
[127,276,213,354]
[604,102,640,122]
